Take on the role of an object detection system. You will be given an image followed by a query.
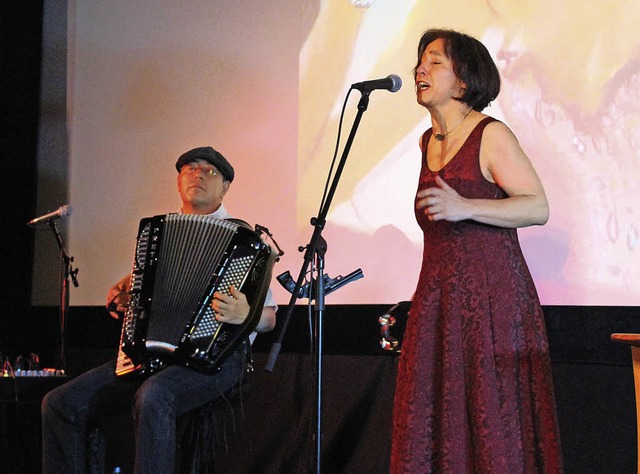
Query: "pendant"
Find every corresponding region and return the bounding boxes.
[434,133,445,141]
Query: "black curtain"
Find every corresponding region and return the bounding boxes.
[0,2,43,359]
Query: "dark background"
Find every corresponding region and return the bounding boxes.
[2,3,640,473]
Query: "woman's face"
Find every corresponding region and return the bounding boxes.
[415,38,465,109]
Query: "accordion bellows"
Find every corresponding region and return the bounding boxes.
[116,214,275,376]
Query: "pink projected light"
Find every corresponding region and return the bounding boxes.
[64,1,639,306]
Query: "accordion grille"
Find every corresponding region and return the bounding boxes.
[145,214,237,347]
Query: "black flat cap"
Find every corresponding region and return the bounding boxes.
[175,146,235,182]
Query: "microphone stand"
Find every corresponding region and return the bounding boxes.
[48,220,79,373]
[265,90,371,473]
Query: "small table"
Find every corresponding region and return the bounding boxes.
[0,375,69,473]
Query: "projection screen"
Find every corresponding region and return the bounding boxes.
[52,0,639,307]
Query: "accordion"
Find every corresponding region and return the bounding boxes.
[115,213,276,377]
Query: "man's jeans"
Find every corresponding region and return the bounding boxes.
[41,345,247,474]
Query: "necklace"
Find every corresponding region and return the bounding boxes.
[433,108,473,141]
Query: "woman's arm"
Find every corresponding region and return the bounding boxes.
[417,121,549,228]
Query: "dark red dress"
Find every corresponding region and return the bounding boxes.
[390,117,563,473]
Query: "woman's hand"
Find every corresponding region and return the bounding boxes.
[416,175,469,222]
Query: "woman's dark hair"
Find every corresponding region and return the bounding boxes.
[414,28,500,111]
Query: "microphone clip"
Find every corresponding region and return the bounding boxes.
[255,223,285,260]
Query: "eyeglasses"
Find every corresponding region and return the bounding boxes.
[180,163,220,177]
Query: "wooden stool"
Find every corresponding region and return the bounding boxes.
[611,333,640,474]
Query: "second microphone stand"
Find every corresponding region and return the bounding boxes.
[265,90,371,473]
[48,220,79,373]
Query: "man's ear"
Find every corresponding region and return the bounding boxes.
[220,180,230,198]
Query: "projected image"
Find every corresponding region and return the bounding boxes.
[62,1,638,306]
[299,0,640,305]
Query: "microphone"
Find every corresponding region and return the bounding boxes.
[351,74,402,93]
[27,205,73,227]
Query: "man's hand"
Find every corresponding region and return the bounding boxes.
[106,274,131,319]
[211,285,250,324]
